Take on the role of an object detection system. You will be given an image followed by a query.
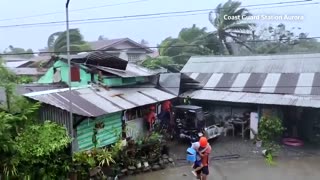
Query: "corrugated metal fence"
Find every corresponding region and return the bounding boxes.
[39,104,71,130]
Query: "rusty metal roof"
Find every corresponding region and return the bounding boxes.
[181,90,320,108]
[181,53,320,73]
[24,85,176,117]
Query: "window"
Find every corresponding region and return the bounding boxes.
[128,54,141,62]
[71,67,80,81]
[126,108,143,121]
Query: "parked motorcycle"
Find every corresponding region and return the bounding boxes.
[173,105,221,143]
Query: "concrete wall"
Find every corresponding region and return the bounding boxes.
[191,100,257,124]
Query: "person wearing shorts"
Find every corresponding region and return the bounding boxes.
[198,137,211,180]
[192,147,205,179]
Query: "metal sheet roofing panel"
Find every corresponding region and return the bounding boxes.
[24,85,176,117]
[8,68,45,75]
[181,90,320,108]
[4,61,30,68]
[139,88,176,101]
[182,53,320,73]
[92,63,157,77]
[187,72,320,96]
[159,73,181,96]
[95,90,136,110]
[120,91,155,106]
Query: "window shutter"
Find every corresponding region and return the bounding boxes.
[71,67,80,81]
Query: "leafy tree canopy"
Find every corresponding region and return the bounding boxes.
[250,24,320,54]
[47,28,91,54]
[141,56,174,70]
[209,0,255,55]
[158,24,222,66]
[3,45,34,59]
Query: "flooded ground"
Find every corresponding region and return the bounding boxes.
[169,136,320,167]
[121,136,320,180]
[122,156,320,180]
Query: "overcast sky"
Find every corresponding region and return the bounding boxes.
[0,0,319,52]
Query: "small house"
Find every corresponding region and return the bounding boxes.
[23,52,176,151]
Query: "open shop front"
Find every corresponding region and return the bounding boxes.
[123,100,174,140]
[124,105,155,140]
[191,100,258,139]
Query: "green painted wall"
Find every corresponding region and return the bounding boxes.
[38,60,149,87]
[38,60,93,87]
[103,77,148,87]
[77,112,122,151]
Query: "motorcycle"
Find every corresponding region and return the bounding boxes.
[173,105,221,143]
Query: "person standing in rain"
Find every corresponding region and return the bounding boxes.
[191,137,212,180]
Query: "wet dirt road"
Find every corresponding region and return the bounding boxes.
[122,156,320,180]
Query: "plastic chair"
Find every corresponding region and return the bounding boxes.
[224,121,235,137]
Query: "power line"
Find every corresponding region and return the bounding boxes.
[249,1,318,10]
[11,1,318,29]
[0,0,308,23]
[0,0,151,22]
[0,1,317,29]
[9,83,320,96]
[0,12,209,29]
[1,36,320,56]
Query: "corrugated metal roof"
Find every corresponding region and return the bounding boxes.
[184,72,320,96]
[0,83,67,105]
[88,38,153,53]
[181,53,320,73]
[57,52,128,70]
[4,61,30,68]
[181,90,320,108]
[159,73,181,96]
[2,57,31,62]
[24,85,176,117]
[91,63,158,77]
[8,68,46,75]
[89,38,126,50]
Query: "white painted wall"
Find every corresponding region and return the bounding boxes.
[113,41,149,63]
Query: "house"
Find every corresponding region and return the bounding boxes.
[24,85,175,151]
[39,38,154,63]
[180,53,320,144]
[22,52,177,151]
[2,56,48,81]
[37,52,158,87]
[88,38,153,63]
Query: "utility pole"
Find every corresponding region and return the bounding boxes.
[66,0,74,153]
[252,30,256,54]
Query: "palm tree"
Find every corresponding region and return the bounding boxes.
[209,0,255,55]
[47,32,63,51]
[47,29,91,54]
[159,24,222,64]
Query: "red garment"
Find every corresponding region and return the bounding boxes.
[147,112,156,124]
[162,100,172,112]
[150,105,156,111]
